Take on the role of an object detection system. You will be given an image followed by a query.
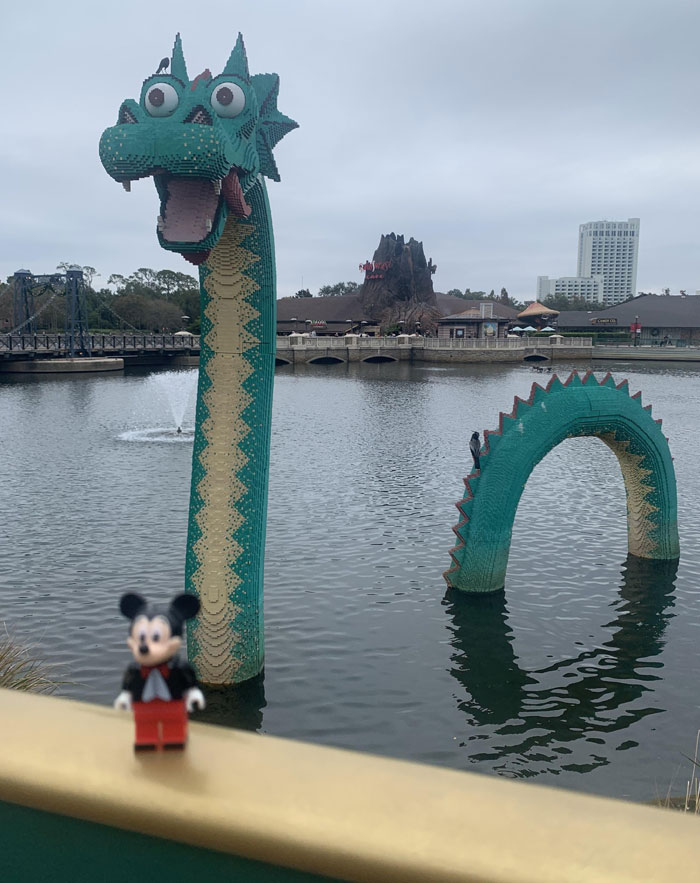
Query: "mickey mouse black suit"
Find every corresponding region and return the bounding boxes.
[115,592,205,751]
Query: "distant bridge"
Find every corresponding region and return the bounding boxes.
[0,332,200,362]
[0,332,596,369]
[275,335,593,366]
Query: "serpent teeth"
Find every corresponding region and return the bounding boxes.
[205,218,213,232]
[157,215,164,231]
[214,179,222,194]
[121,180,131,192]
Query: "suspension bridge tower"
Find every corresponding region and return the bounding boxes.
[11,267,91,357]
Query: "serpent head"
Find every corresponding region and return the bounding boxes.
[99,34,297,264]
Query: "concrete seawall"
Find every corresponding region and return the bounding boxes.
[275,344,591,365]
[593,346,700,362]
[0,354,199,374]
[1,357,124,373]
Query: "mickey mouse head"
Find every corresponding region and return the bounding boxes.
[120,592,200,667]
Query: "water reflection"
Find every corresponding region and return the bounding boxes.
[445,555,677,777]
[194,672,267,732]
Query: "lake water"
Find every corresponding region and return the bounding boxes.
[1,358,699,803]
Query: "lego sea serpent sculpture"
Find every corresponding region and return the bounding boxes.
[101,34,297,685]
[100,41,680,677]
[445,371,680,593]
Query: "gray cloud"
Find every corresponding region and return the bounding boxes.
[2,0,699,298]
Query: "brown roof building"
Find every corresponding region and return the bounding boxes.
[275,293,508,336]
[517,302,560,320]
[437,302,517,341]
[556,294,700,345]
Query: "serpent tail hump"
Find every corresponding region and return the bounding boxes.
[445,371,679,593]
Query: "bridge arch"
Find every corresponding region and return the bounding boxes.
[445,372,679,593]
[362,355,398,363]
[307,355,345,365]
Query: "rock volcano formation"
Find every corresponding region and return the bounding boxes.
[359,233,440,331]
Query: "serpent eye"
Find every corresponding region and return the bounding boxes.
[210,82,246,118]
[145,82,179,117]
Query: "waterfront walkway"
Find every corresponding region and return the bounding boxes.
[6,334,699,370]
[593,345,700,362]
[276,336,593,365]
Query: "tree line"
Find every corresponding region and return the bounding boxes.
[445,287,524,310]
[0,265,201,334]
[294,281,360,298]
[296,281,623,314]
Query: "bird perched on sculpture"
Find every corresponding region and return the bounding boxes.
[470,432,481,472]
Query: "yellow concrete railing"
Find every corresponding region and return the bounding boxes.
[0,688,696,882]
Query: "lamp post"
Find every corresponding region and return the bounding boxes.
[290,317,297,335]
[634,315,640,347]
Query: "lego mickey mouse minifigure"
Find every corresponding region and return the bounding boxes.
[114,592,205,751]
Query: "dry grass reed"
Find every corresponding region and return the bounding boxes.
[0,625,66,694]
[655,729,700,813]
[681,730,700,814]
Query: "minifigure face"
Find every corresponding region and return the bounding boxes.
[127,614,182,666]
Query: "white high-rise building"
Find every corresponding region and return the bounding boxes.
[577,218,640,305]
[537,275,604,304]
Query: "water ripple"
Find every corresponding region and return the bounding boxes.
[1,360,699,802]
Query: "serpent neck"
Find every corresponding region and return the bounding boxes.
[186,180,276,684]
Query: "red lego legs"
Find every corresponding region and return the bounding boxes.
[133,699,188,751]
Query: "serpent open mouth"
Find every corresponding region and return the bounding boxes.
[156,175,222,243]
[153,168,251,248]
[100,33,297,270]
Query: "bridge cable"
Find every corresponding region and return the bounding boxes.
[6,286,62,335]
[89,290,151,334]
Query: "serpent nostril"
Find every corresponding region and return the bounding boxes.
[118,104,138,124]
[184,106,212,125]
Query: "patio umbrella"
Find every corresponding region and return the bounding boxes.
[523,326,536,332]
[541,326,555,332]
[510,326,524,332]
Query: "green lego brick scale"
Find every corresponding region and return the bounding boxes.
[445,371,680,593]
[100,34,297,684]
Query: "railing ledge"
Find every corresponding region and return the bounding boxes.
[0,688,695,882]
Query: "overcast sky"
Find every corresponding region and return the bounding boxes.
[2,0,699,299]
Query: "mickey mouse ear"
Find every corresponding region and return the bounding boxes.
[120,592,147,619]
[169,593,200,621]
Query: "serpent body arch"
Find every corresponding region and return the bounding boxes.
[445,371,679,593]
